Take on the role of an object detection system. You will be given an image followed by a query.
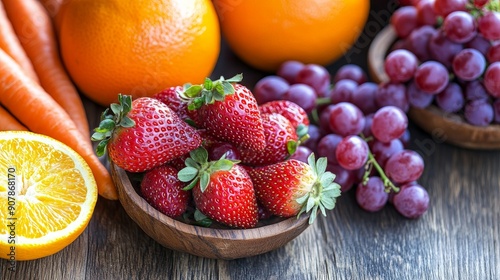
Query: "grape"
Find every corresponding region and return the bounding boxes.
[333,64,367,84]
[290,146,313,163]
[282,83,317,113]
[465,34,491,57]
[385,150,425,184]
[452,48,486,81]
[384,49,418,83]
[486,42,500,63]
[371,106,408,143]
[375,82,410,112]
[414,61,449,94]
[319,105,335,133]
[371,139,405,168]
[392,183,429,218]
[316,134,343,164]
[350,82,378,115]
[477,11,500,41]
[493,99,500,123]
[253,75,290,104]
[442,11,477,43]
[327,163,357,192]
[435,82,465,113]
[407,79,435,109]
[416,0,438,26]
[329,79,357,104]
[428,31,464,69]
[361,114,374,138]
[433,0,467,17]
[391,6,418,38]
[302,124,321,151]
[464,99,494,126]
[335,135,369,170]
[406,25,437,61]
[399,129,411,148]
[328,102,365,137]
[277,60,305,84]
[483,62,500,98]
[207,142,241,161]
[295,64,331,97]
[465,80,490,101]
[356,176,389,212]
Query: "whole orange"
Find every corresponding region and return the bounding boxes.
[212,0,370,72]
[58,0,220,106]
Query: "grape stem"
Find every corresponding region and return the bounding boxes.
[360,134,400,193]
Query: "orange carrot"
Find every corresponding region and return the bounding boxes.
[0,48,118,200]
[38,0,68,34]
[2,0,90,140]
[0,105,28,131]
[0,1,39,83]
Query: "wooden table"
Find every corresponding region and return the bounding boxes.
[3,1,500,279]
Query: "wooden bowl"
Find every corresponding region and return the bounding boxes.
[110,161,310,260]
[368,25,500,150]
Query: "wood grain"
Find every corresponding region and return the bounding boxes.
[2,1,500,279]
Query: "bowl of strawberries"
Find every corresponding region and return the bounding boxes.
[96,75,341,259]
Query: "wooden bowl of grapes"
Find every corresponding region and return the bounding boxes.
[368,25,500,150]
[110,161,310,260]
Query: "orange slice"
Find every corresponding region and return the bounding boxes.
[0,131,98,260]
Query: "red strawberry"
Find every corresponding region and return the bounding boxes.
[246,153,341,224]
[92,94,202,172]
[140,165,191,218]
[153,85,200,126]
[178,147,258,228]
[258,100,310,130]
[240,113,298,166]
[181,75,266,152]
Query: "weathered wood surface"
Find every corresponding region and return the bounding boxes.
[3,1,499,279]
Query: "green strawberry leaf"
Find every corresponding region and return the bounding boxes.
[224,73,243,83]
[178,166,199,183]
[190,147,208,164]
[91,93,135,157]
[199,172,210,192]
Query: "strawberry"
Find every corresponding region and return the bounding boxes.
[240,112,298,166]
[140,165,191,218]
[258,100,310,130]
[246,153,341,224]
[92,94,202,172]
[178,147,258,228]
[153,85,200,126]
[180,74,266,152]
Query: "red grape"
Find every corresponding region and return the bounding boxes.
[435,82,465,113]
[407,80,435,109]
[282,83,317,113]
[333,64,368,84]
[477,11,500,41]
[375,82,409,112]
[452,48,486,81]
[390,6,418,38]
[327,163,357,192]
[329,79,357,104]
[483,62,500,97]
[356,176,389,212]
[277,60,305,84]
[486,42,500,63]
[442,11,477,43]
[371,139,405,168]
[406,25,437,62]
[351,82,378,115]
[465,80,489,101]
[317,134,343,164]
[414,61,449,94]
[416,0,438,26]
[336,135,369,170]
[433,0,467,17]
[295,64,331,97]
[385,150,425,184]
[384,49,418,83]
[328,102,365,136]
[428,31,464,69]
[253,75,290,104]
[371,106,408,143]
[393,183,429,218]
[464,99,494,126]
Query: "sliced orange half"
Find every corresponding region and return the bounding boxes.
[0,131,98,260]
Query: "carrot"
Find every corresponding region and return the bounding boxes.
[38,0,68,34]
[0,105,28,131]
[0,1,39,83]
[0,48,118,200]
[2,0,90,140]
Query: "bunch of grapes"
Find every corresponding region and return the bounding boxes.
[390,0,500,126]
[252,61,430,219]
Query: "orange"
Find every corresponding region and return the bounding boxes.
[212,0,370,72]
[58,0,220,106]
[0,131,98,260]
